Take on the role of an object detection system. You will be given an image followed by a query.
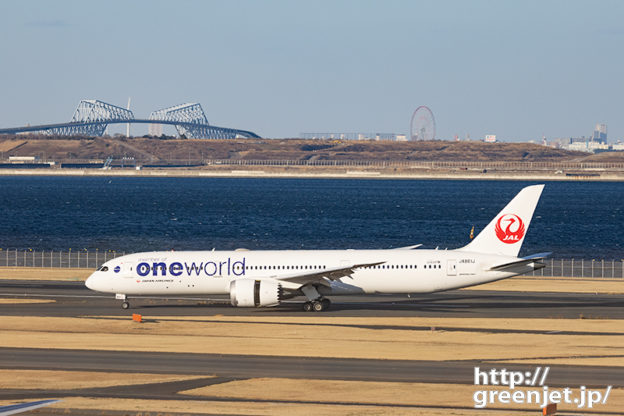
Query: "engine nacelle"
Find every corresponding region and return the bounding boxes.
[229,278,283,307]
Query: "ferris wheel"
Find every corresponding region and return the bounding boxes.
[410,106,436,141]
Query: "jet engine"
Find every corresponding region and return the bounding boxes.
[229,278,283,307]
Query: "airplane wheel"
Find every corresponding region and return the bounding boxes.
[302,302,313,312]
[321,298,331,310]
[312,301,324,312]
[121,301,130,310]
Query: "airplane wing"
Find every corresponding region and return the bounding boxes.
[488,252,551,272]
[275,261,385,287]
[0,400,59,416]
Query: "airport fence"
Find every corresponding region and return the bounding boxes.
[201,159,624,172]
[527,258,624,279]
[0,249,125,269]
[0,249,622,278]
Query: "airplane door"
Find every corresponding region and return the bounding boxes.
[447,260,457,276]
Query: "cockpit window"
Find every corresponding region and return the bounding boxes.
[99,266,109,272]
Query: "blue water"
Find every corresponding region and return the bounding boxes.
[0,176,621,258]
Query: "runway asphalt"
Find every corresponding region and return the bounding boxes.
[1,279,623,415]
[0,279,623,318]
[1,347,622,388]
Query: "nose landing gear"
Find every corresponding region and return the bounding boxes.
[116,294,130,309]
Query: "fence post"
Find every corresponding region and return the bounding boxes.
[581,259,584,278]
[571,259,574,277]
[602,259,604,278]
[591,260,594,278]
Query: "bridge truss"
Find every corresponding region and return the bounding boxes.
[149,103,249,139]
[0,100,260,139]
[48,100,134,136]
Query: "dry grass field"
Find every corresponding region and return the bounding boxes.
[1,268,623,414]
[0,314,622,365]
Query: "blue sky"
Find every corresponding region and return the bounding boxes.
[0,0,622,140]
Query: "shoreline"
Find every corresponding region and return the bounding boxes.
[1,167,624,181]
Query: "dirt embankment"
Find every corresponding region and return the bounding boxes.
[0,135,607,163]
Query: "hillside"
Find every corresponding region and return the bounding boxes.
[0,135,607,163]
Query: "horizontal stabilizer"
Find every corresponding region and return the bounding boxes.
[489,252,551,272]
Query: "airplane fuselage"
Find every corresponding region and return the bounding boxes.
[86,249,531,297]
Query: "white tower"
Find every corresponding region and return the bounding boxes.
[126,97,131,137]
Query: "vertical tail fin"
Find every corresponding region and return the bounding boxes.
[459,184,544,257]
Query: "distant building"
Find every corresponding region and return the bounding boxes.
[592,123,607,144]
[612,142,624,151]
[484,134,497,143]
[300,132,405,141]
[9,156,39,163]
[560,123,610,153]
[566,140,609,153]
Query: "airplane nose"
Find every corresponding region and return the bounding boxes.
[85,273,97,290]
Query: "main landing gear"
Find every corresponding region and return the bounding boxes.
[300,285,330,312]
[302,298,331,312]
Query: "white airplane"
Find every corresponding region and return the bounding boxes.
[86,184,548,312]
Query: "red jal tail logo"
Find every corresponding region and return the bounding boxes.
[495,214,525,244]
